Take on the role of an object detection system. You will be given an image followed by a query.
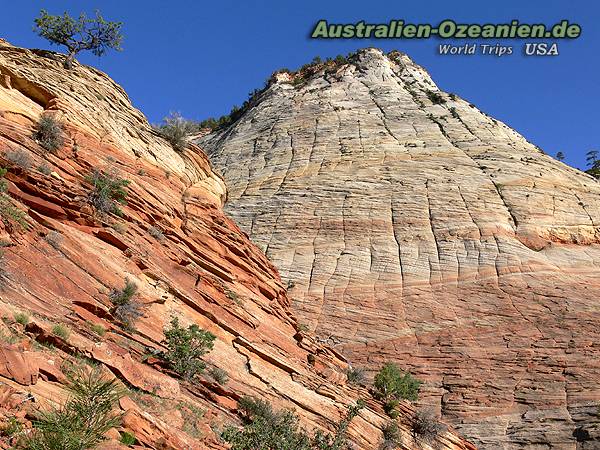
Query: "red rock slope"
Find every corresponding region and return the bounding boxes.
[0,41,474,449]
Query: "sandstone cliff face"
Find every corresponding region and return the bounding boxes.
[0,41,475,449]
[200,49,600,449]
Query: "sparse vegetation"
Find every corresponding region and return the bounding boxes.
[153,112,198,152]
[147,226,164,241]
[449,107,459,119]
[22,366,123,449]
[197,53,357,133]
[0,249,7,288]
[411,409,445,444]
[37,163,52,175]
[89,322,106,337]
[226,288,240,304]
[85,168,130,216]
[33,115,64,152]
[373,363,421,418]
[297,323,309,332]
[51,323,70,340]
[555,151,565,162]
[119,431,136,446]
[161,316,216,380]
[109,278,142,330]
[177,402,205,438]
[586,150,600,179]
[2,416,24,439]
[5,149,32,170]
[208,366,228,385]
[426,90,446,105]
[0,167,29,230]
[34,9,123,69]
[110,222,127,234]
[381,421,400,449]
[346,366,366,385]
[222,396,364,450]
[14,311,29,326]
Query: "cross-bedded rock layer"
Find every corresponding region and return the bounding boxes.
[200,48,600,449]
[0,41,474,449]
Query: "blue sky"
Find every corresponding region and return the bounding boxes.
[1,1,598,170]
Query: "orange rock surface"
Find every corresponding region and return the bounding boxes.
[0,41,474,449]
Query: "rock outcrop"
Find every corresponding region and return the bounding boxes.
[200,49,600,449]
[0,41,475,449]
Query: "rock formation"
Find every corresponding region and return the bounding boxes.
[200,48,600,449]
[0,41,475,449]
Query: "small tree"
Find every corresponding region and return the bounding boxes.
[162,317,216,380]
[586,150,598,166]
[373,363,421,418]
[555,151,565,162]
[34,10,123,69]
[22,366,123,449]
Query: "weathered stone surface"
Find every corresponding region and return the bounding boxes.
[200,49,600,449]
[0,42,473,449]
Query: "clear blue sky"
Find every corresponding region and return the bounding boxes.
[1,1,598,170]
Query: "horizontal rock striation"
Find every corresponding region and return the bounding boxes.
[0,42,474,449]
[200,48,600,449]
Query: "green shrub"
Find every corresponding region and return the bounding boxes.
[412,409,445,443]
[22,366,123,449]
[51,324,70,340]
[426,90,446,105]
[153,112,198,152]
[346,366,366,385]
[208,366,228,385]
[89,322,106,337]
[109,278,142,329]
[33,115,64,152]
[161,317,215,380]
[3,416,23,438]
[222,397,363,450]
[14,311,29,326]
[109,278,137,305]
[85,168,130,216]
[119,431,136,445]
[373,363,421,417]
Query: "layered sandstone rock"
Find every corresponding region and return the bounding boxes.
[0,41,474,449]
[200,49,600,449]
